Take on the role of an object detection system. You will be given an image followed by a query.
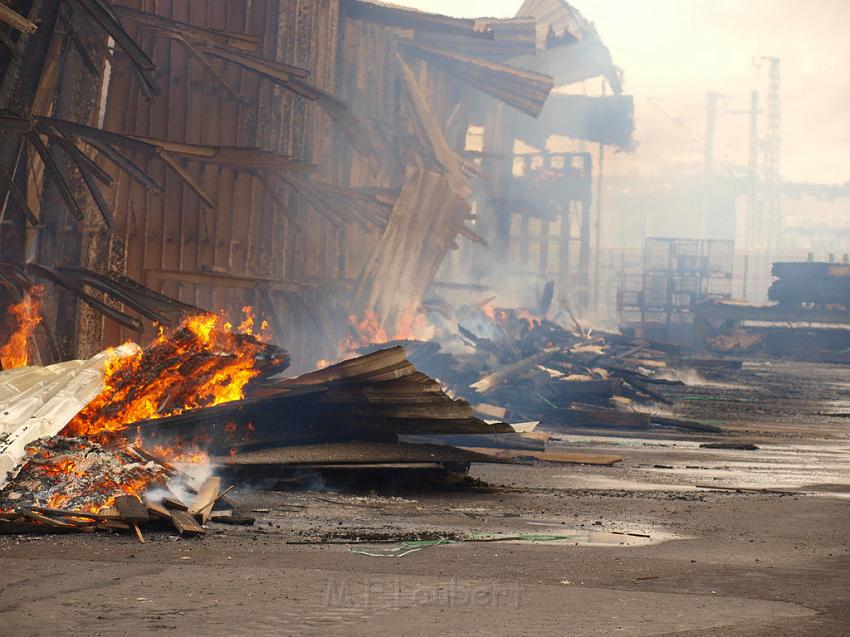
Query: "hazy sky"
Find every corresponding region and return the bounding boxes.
[392,0,850,184]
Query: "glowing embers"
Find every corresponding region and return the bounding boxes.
[0,285,43,369]
[63,313,288,440]
[0,436,167,514]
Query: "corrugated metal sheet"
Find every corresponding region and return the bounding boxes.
[0,344,137,488]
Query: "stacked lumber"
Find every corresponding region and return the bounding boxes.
[769,262,850,308]
[134,345,620,473]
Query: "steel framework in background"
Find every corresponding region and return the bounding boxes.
[618,237,734,341]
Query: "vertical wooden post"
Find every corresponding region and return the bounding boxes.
[519,155,530,265]
[577,153,593,310]
[35,8,107,359]
[538,153,550,278]
[0,1,62,262]
[558,200,571,300]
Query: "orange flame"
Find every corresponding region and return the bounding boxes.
[229,306,272,342]
[22,441,163,514]
[481,304,541,328]
[339,306,434,355]
[151,444,209,465]
[63,312,266,439]
[0,286,43,369]
[42,475,152,513]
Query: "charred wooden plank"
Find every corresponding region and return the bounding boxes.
[144,501,172,520]
[161,496,189,512]
[114,495,150,523]
[209,512,255,526]
[0,4,38,33]
[23,510,78,529]
[29,507,121,521]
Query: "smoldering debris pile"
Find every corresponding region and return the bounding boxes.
[0,437,232,538]
[2,314,597,540]
[366,308,721,434]
[0,436,167,512]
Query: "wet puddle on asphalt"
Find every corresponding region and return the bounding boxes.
[343,526,680,558]
[490,520,680,546]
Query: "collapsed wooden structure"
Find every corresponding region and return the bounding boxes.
[0,0,631,369]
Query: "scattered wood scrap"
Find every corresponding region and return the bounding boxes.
[189,477,222,524]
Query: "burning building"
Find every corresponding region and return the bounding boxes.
[0,0,643,536]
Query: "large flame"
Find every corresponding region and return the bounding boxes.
[0,286,43,369]
[63,313,266,439]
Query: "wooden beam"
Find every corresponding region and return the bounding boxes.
[0,4,38,33]
[113,5,260,51]
[158,151,215,208]
[145,268,313,293]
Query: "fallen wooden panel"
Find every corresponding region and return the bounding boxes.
[211,442,514,466]
[170,510,205,536]
[189,477,221,524]
[460,447,624,466]
[283,346,409,386]
[352,167,470,334]
[99,506,129,531]
[472,349,557,393]
[161,496,188,511]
